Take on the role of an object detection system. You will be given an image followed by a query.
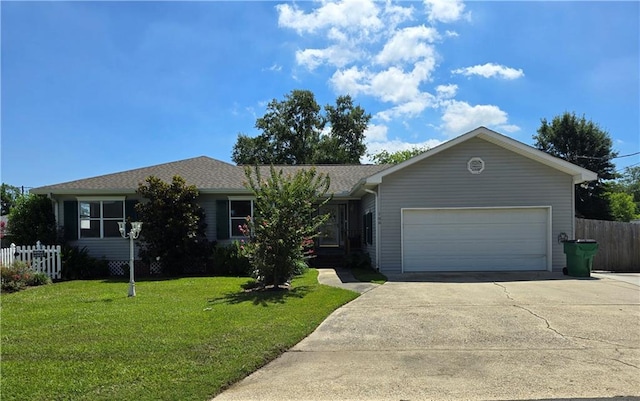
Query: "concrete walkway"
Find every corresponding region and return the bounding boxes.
[315,267,380,294]
[213,271,640,401]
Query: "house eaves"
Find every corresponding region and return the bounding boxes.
[362,126,598,186]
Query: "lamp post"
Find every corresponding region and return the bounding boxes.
[118,221,142,297]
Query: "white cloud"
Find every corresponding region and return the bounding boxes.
[376,93,436,121]
[330,66,371,96]
[440,100,520,136]
[424,0,468,23]
[435,84,457,99]
[382,2,415,29]
[277,0,520,141]
[452,63,524,80]
[375,25,439,65]
[332,60,436,106]
[296,45,362,70]
[364,123,389,142]
[277,0,383,35]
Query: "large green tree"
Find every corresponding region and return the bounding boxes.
[315,95,371,164]
[369,146,429,165]
[7,194,57,245]
[232,90,370,165]
[240,166,331,287]
[1,184,22,216]
[135,176,209,275]
[534,112,617,220]
[613,166,640,208]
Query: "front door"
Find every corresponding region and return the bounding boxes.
[319,204,345,247]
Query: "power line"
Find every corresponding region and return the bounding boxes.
[616,161,640,173]
[614,151,640,159]
[576,151,640,160]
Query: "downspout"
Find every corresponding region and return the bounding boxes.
[363,188,380,271]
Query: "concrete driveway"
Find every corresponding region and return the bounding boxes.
[213,271,640,401]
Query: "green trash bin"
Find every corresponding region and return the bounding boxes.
[563,239,598,277]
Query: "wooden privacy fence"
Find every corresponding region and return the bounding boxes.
[575,218,640,272]
[0,241,62,279]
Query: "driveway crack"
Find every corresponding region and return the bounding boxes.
[493,282,515,301]
[514,305,631,348]
[614,348,640,370]
[513,304,567,338]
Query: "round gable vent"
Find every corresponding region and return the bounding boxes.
[467,157,485,174]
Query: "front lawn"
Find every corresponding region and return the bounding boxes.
[0,269,358,401]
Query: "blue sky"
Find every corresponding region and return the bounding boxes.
[2,0,638,190]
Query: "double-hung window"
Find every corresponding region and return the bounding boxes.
[229,199,253,237]
[78,198,125,238]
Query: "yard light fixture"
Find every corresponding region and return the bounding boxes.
[118,221,143,297]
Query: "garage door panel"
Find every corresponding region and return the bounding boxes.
[403,223,546,243]
[403,239,547,256]
[402,208,549,272]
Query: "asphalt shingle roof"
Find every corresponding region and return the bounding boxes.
[31,156,391,196]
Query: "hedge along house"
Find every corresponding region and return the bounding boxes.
[31,127,597,274]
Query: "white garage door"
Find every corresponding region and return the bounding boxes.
[402,207,550,272]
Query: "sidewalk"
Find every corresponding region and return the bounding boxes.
[315,267,380,294]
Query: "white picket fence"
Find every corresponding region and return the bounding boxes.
[1,241,62,279]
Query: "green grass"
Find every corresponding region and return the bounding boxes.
[351,267,387,284]
[0,269,358,401]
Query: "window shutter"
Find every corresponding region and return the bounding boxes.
[216,200,229,240]
[125,200,138,221]
[365,212,373,245]
[63,201,78,241]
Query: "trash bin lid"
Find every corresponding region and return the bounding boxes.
[576,239,597,243]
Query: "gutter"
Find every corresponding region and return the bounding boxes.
[363,188,380,272]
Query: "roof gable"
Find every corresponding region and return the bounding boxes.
[363,127,598,186]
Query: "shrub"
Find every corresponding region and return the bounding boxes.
[60,245,109,280]
[212,241,251,276]
[135,176,209,276]
[28,271,52,286]
[1,261,51,293]
[6,194,57,245]
[240,166,331,287]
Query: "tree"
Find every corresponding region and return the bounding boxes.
[1,184,22,216]
[314,96,371,164]
[616,166,640,208]
[7,194,57,245]
[135,176,208,275]
[533,112,617,220]
[608,192,638,222]
[232,90,370,165]
[240,166,331,287]
[369,146,429,165]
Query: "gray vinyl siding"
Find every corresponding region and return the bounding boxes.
[55,194,223,262]
[199,194,219,241]
[361,192,377,268]
[55,195,138,261]
[378,137,573,274]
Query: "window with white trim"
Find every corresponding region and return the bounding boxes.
[79,200,125,238]
[230,199,253,237]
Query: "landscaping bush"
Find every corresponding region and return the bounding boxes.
[240,166,331,287]
[1,261,51,293]
[60,245,109,280]
[212,241,251,276]
[135,175,209,276]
